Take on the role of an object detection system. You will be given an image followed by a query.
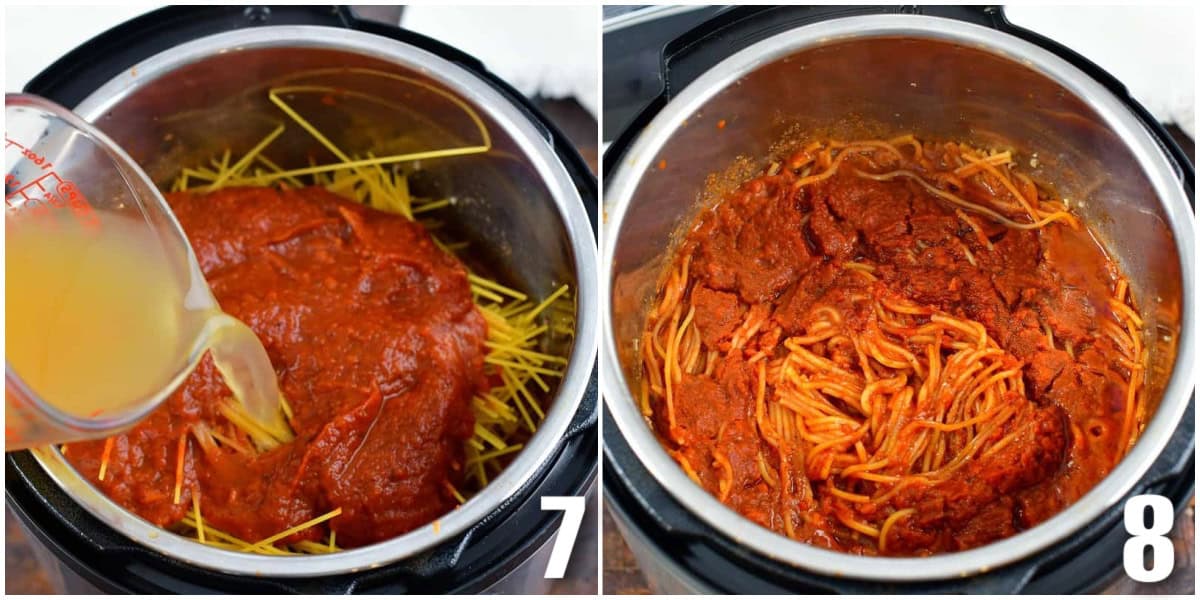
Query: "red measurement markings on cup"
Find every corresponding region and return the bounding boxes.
[5,137,100,230]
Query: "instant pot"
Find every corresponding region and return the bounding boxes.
[6,5,598,594]
[602,5,1194,594]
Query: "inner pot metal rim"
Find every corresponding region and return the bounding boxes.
[30,25,599,579]
[601,14,1194,582]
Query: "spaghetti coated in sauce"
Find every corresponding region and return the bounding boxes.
[640,137,1147,556]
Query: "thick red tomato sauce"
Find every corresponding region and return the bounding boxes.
[66,187,487,548]
[650,146,1139,555]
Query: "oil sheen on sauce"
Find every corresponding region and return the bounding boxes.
[5,210,284,444]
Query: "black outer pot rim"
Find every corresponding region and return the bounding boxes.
[602,4,1196,186]
[600,4,1195,595]
[6,5,599,594]
[604,405,1194,594]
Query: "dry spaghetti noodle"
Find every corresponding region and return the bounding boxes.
[79,77,574,555]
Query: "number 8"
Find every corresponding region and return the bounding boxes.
[1123,494,1174,583]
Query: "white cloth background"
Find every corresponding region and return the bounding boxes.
[1006,5,1195,137]
[3,5,600,117]
[3,5,1192,134]
[401,5,599,117]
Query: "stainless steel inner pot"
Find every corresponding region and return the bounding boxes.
[602,15,1194,581]
[31,25,598,578]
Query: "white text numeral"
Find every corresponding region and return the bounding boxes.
[542,496,586,579]
[1123,494,1174,583]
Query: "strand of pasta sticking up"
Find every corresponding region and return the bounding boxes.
[640,134,1147,555]
[79,74,575,555]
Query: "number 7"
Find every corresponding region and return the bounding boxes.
[541,496,586,579]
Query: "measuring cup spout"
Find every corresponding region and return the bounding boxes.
[202,313,294,448]
[6,94,289,450]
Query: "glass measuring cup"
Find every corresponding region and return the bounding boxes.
[5,94,288,450]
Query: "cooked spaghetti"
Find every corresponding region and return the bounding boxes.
[640,136,1147,555]
[61,78,574,554]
